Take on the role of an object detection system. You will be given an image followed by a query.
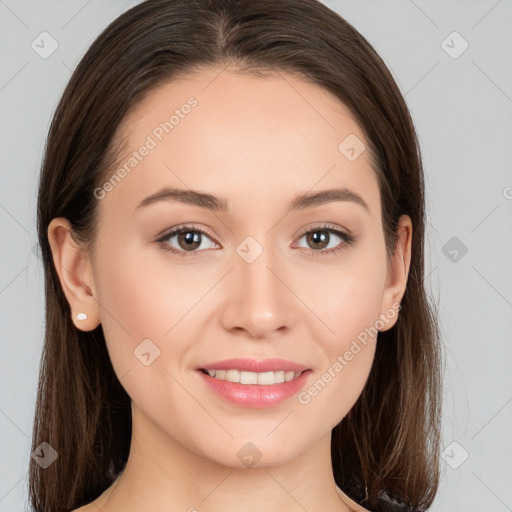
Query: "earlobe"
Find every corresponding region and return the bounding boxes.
[47,218,100,332]
[378,215,412,332]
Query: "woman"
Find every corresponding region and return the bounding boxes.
[30,1,442,511]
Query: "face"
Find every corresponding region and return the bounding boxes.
[50,65,410,469]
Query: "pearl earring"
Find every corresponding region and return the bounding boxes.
[77,313,88,320]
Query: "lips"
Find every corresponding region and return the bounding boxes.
[197,358,309,373]
[195,358,312,408]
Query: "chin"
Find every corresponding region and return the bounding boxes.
[198,435,307,469]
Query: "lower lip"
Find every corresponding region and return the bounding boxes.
[197,370,312,408]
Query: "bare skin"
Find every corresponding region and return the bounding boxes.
[49,64,412,512]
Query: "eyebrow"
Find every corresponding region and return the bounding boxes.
[135,186,369,213]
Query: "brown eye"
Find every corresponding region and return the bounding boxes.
[295,224,356,256]
[156,225,218,256]
[304,230,331,250]
[176,230,202,251]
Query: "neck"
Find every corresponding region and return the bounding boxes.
[104,403,352,512]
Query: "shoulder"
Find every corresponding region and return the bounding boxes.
[336,485,372,512]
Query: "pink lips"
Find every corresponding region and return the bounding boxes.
[196,358,312,408]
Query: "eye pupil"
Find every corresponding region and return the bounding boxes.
[179,231,201,250]
[307,230,329,250]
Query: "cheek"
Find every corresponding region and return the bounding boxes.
[94,229,206,336]
[296,342,376,443]
[297,301,379,431]
[92,234,225,416]
[294,246,385,419]
[304,249,386,346]
[92,245,199,425]
[92,236,184,369]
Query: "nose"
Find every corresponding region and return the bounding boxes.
[219,242,295,340]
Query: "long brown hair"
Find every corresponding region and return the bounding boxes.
[31,1,442,510]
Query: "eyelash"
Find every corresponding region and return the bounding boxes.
[155,223,356,258]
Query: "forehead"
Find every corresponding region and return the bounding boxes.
[102,65,380,219]
[119,65,366,150]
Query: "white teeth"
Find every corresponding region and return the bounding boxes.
[225,369,240,383]
[241,371,258,384]
[257,371,274,385]
[203,369,303,385]
[285,371,295,382]
[274,371,285,383]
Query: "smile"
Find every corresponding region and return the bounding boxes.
[199,369,304,385]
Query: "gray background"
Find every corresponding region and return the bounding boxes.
[1,0,511,510]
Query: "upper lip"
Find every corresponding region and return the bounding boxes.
[198,358,310,373]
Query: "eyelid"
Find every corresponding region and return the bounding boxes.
[293,222,353,240]
[156,223,217,242]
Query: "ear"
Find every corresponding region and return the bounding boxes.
[47,217,100,332]
[378,214,412,332]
